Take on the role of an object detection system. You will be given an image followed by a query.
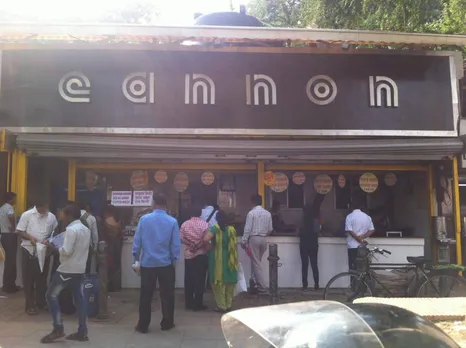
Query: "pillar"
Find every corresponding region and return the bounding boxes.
[257,161,265,207]
[10,150,28,214]
[68,160,76,202]
[452,156,463,266]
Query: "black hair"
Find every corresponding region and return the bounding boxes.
[62,203,82,221]
[189,202,203,218]
[5,192,16,203]
[35,198,49,208]
[250,194,262,206]
[153,193,167,207]
[216,210,228,231]
[79,201,90,211]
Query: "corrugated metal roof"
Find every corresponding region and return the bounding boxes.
[0,23,465,47]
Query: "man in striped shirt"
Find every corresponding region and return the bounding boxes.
[241,195,273,294]
[180,203,209,311]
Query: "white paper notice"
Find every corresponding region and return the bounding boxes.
[111,191,133,206]
[133,191,153,207]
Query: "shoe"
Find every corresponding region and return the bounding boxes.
[26,307,38,316]
[302,286,308,292]
[314,285,320,291]
[65,332,89,342]
[40,329,65,343]
[193,305,208,312]
[249,278,257,288]
[161,324,175,331]
[135,325,148,334]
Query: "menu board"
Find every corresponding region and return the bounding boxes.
[154,170,168,184]
[314,174,333,194]
[133,191,153,207]
[111,191,132,206]
[271,173,289,192]
[174,172,189,192]
[292,172,306,185]
[201,171,215,185]
[131,170,149,190]
[264,171,276,186]
[360,173,379,193]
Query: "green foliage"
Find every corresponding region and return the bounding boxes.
[248,0,466,35]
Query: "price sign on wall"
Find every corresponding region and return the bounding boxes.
[292,172,306,185]
[271,173,289,192]
[174,172,189,192]
[314,174,333,194]
[111,191,132,206]
[154,170,168,184]
[201,171,215,185]
[264,171,276,186]
[131,170,148,190]
[133,191,153,206]
[384,172,397,187]
[360,173,379,193]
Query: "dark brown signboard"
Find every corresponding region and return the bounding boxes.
[0,49,459,136]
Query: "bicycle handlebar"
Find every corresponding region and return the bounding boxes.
[369,247,391,255]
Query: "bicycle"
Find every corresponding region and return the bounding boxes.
[323,245,466,303]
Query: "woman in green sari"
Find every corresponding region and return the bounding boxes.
[203,210,238,313]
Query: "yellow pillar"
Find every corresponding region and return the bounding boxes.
[10,150,28,214]
[6,151,11,192]
[257,161,265,207]
[427,164,438,263]
[453,156,463,266]
[68,160,76,202]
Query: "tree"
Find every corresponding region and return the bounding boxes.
[100,2,160,24]
[247,0,306,27]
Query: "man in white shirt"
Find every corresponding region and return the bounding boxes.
[80,202,98,273]
[345,201,375,271]
[41,203,90,344]
[241,195,273,294]
[0,192,18,293]
[16,199,58,315]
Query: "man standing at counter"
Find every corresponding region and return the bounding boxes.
[345,201,375,271]
[133,193,181,334]
[241,195,273,294]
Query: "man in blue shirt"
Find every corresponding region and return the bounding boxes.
[133,193,181,334]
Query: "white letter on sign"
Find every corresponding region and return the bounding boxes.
[58,72,91,103]
[185,74,216,105]
[122,72,155,104]
[369,76,399,107]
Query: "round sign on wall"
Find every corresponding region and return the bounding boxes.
[201,171,215,185]
[154,170,168,184]
[271,173,289,192]
[384,172,397,187]
[337,174,346,188]
[360,173,379,193]
[174,172,189,192]
[264,171,276,187]
[131,170,149,190]
[314,174,333,194]
[292,172,306,185]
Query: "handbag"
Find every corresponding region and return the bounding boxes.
[234,262,247,296]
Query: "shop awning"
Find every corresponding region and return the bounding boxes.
[15,134,464,161]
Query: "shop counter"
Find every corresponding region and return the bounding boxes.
[121,236,425,289]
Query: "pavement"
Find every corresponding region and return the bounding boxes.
[0,288,323,348]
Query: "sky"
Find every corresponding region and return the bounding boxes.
[1,0,249,25]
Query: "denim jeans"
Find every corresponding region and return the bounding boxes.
[46,272,87,334]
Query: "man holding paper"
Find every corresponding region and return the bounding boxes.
[16,199,58,315]
[41,203,91,343]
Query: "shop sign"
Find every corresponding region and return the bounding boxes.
[314,174,333,194]
[154,170,168,184]
[201,171,215,185]
[264,171,276,187]
[111,191,132,206]
[384,172,397,187]
[271,173,289,192]
[133,190,153,206]
[174,172,189,192]
[292,172,306,185]
[0,51,457,137]
[360,173,379,193]
[130,170,148,190]
[337,174,346,188]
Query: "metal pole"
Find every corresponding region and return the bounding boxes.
[267,243,279,305]
[95,241,109,320]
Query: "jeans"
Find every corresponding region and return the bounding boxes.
[348,248,358,271]
[1,233,18,292]
[46,272,87,334]
[22,248,49,310]
[300,242,319,288]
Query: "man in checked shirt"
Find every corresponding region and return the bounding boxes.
[241,195,273,294]
[180,202,209,311]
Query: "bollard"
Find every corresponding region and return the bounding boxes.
[95,241,109,320]
[267,243,280,305]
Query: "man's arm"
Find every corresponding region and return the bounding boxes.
[345,216,362,243]
[132,218,143,263]
[242,211,253,244]
[267,212,274,235]
[16,213,36,244]
[362,219,375,239]
[90,218,99,250]
[60,228,77,256]
[7,208,15,233]
[171,222,181,262]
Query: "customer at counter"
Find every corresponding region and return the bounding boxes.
[299,194,324,291]
[345,201,375,271]
[100,205,123,292]
[270,200,284,233]
[241,195,273,294]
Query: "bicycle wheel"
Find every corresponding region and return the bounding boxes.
[416,273,466,298]
[323,272,373,303]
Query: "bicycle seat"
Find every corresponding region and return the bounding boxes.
[407,256,427,265]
